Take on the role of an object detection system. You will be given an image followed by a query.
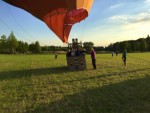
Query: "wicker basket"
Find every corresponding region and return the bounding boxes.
[66,55,86,70]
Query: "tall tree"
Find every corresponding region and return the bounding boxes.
[146,34,150,51]
[29,43,35,52]
[0,35,7,53]
[24,42,29,53]
[7,32,18,53]
[35,41,41,53]
[146,34,150,39]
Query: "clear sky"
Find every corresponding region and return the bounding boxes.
[0,0,150,46]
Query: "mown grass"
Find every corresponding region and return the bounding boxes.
[0,53,150,113]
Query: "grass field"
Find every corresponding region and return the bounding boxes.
[0,53,150,113]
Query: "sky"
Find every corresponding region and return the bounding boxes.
[0,0,150,46]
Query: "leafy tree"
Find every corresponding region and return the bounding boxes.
[139,39,148,52]
[0,35,7,53]
[94,46,105,51]
[24,42,29,52]
[119,41,128,52]
[134,42,140,51]
[146,34,150,51]
[17,41,29,53]
[41,45,48,51]
[29,43,35,52]
[83,42,94,51]
[48,46,55,51]
[61,47,67,51]
[113,42,119,51]
[29,41,41,53]
[7,32,18,53]
[105,43,113,51]
[146,34,150,39]
[17,41,24,52]
[35,41,41,53]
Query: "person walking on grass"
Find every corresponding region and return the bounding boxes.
[122,49,127,66]
[90,47,96,69]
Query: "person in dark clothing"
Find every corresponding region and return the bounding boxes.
[90,48,96,69]
[122,49,127,66]
[55,51,57,59]
[112,51,114,57]
[116,51,118,56]
[66,49,71,57]
[75,48,80,56]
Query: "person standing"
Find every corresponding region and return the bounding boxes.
[55,51,58,59]
[122,49,127,66]
[112,51,114,57]
[91,48,96,69]
[116,51,118,56]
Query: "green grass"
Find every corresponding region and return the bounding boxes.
[0,53,150,113]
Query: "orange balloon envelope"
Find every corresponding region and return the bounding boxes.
[3,0,94,43]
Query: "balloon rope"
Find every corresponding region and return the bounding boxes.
[7,4,50,46]
[0,17,32,42]
[81,20,88,42]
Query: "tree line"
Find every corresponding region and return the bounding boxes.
[0,32,150,54]
[105,35,150,52]
[85,35,150,52]
[0,32,68,54]
[0,32,41,53]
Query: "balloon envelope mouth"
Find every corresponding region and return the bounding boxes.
[65,8,88,25]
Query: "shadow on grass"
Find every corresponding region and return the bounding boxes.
[62,67,150,84]
[0,65,150,83]
[26,76,150,113]
[0,66,70,80]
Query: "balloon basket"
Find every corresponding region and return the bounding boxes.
[66,55,86,70]
[66,38,86,70]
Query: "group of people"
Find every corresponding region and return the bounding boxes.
[55,47,127,69]
[111,50,127,66]
[66,48,85,57]
[90,48,127,70]
[112,51,118,57]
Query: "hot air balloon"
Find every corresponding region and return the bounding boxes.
[3,0,94,43]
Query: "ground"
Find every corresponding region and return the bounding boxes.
[0,53,150,113]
